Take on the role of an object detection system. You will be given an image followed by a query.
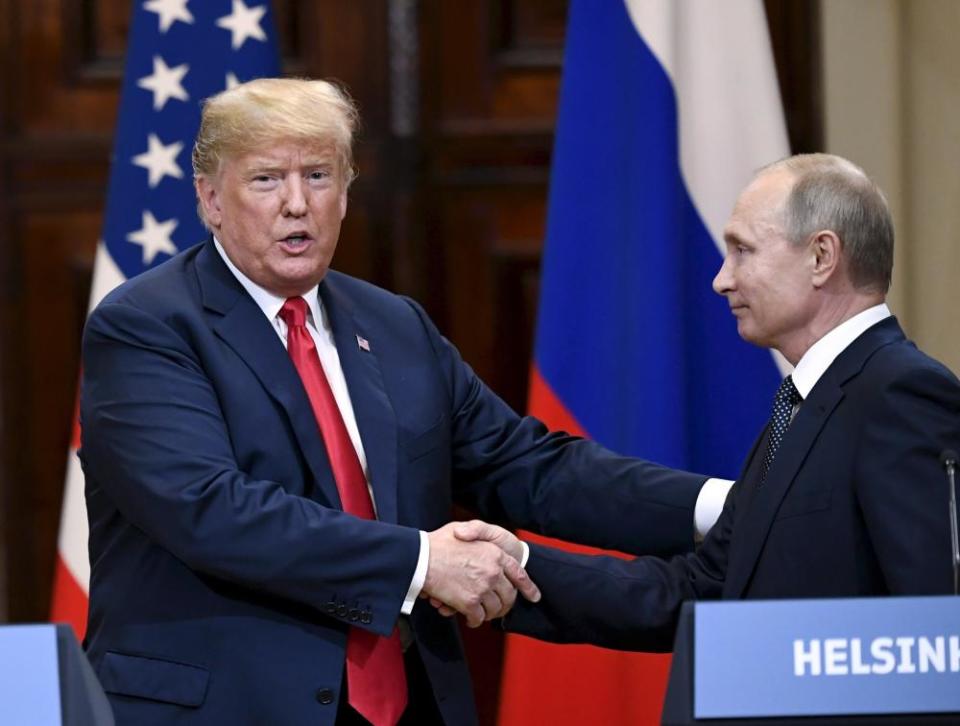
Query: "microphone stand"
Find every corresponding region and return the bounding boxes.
[941,450,959,595]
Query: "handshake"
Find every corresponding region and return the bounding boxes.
[420,521,541,627]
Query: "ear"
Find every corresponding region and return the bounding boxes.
[810,230,842,288]
[196,176,223,229]
[338,186,348,221]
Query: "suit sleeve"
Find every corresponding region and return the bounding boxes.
[80,300,420,636]
[855,363,960,593]
[503,482,736,651]
[404,298,706,558]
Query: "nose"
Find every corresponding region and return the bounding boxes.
[713,255,734,296]
[282,177,307,217]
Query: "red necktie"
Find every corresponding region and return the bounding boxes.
[279,297,407,726]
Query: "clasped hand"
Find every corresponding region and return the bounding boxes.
[421,520,539,627]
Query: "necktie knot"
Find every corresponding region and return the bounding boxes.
[774,375,802,410]
[279,297,308,328]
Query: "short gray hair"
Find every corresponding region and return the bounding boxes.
[764,153,894,293]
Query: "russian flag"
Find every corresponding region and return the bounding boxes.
[498,1,788,723]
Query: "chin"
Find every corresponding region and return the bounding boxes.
[736,323,762,347]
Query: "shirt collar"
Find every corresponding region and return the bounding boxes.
[213,237,323,329]
[791,303,891,398]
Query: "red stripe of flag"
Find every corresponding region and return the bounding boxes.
[498,365,672,725]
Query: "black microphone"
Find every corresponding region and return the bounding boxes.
[940,449,959,595]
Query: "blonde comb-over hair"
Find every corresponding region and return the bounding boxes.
[192,77,358,223]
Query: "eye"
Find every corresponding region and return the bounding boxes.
[249,174,278,189]
[308,169,331,181]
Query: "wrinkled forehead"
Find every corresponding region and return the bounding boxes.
[222,140,342,173]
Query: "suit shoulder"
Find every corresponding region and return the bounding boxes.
[95,243,203,316]
[323,269,426,320]
[865,336,960,390]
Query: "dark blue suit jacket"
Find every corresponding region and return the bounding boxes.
[79,238,704,725]
[506,317,960,651]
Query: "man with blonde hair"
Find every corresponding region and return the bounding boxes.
[80,78,710,725]
[483,153,960,648]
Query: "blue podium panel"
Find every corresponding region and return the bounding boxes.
[694,596,960,719]
[0,624,62,725]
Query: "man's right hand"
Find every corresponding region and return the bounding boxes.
[422,521,540,627]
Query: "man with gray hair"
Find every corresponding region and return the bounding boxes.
[79,77,712,725]
[480,153,960,649]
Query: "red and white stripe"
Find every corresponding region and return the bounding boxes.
[50,243,125,638]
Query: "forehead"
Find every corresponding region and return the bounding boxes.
[724,170,793,239]
[226,140,339,171]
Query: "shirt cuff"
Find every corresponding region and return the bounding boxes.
[401,530,430,614]
[694,477,734,542]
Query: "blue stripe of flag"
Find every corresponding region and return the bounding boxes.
[102,0,280,281]
[533,0,780,476]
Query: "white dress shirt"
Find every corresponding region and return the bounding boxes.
[791,304,892,399]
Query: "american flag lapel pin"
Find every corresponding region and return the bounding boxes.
[356,334,371,352]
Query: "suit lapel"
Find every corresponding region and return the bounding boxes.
[723,317,907,598]
[731,424,772,512]
[724,382,842,598]
[320,276,400,525]
[194,239,342,507]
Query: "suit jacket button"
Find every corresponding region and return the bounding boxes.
[361,612,373,625]
[315,688,335,705]
[324,601,337,614]
[336,604,348,618]
[348,608,360,622]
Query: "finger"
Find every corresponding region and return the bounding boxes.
[503,556,541,603]
[462,600,485,628]
[477,588,505,624]
[426,597,457,617]
[452,519,490,542]
[461,604,485,628]
[493,571,518,615]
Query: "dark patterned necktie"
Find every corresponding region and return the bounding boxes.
[760,375,802,482]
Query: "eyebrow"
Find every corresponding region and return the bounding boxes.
[244,158,336,172]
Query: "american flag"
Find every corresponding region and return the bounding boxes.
[50,0,280,638]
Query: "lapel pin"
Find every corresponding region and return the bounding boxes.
[356,334,371,352]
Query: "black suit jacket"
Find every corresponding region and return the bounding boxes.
[506,317,960,651]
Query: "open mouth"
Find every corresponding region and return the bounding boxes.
[280,233,311,250]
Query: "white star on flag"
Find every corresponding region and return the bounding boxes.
[143,0,194,33]
[216,0,267,50]
[52,0,283,646]
[137,55,190,110]
[127,210,179,264]
[225,71,240,90]
[132,133,184,188]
